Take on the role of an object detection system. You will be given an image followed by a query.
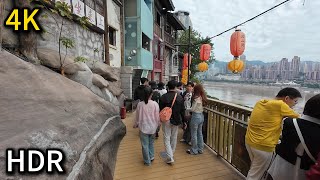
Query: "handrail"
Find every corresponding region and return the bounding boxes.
[204,107,248,125]
[204,98,252,177]
[164,31,176,46]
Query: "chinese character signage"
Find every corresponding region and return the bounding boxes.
[72,0,85,17]
[96,13,104,30]
[85,5,96,25]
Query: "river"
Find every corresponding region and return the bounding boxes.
[203,81,320,113]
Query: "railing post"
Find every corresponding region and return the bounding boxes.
[218,104,225,156]
[207,111,213,148]
[227,109,234,161]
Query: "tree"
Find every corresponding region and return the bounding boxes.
[177,29,215,80]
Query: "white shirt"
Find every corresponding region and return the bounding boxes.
[158,89,167,96]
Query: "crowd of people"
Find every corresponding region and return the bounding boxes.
[133,78,205,165]
[131,78,320,180]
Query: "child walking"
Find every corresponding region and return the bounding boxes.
[133,87,160,166]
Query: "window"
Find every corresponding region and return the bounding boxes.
[153,39,158,59]
[156,12,161,26]
[173,56,178,66]
[165,24,171,34]
[109,26,116,46]
[144,0,152,10]
[142,33,151,51]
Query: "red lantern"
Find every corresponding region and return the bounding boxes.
[200,44,211,61]
[183,53,192,69]
[230,29,246,57]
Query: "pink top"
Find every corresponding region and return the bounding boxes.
[134,100,160,134]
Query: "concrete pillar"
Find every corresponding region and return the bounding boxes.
[120,66,133,99]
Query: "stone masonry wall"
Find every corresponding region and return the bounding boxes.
[38,9,105,62]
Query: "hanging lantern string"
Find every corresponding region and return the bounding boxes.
[193,0,293,46]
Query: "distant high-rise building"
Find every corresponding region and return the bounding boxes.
[240,54,247,78]
[303,62,308,73]
[291,56,300,78]
[278,58,289,80]
[240,54,246,61]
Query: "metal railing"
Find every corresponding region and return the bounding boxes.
[164,32,176,46]
[204,98,252,176]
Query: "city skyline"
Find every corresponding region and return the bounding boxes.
[173,0,320,62]
[208,55,320,81]
[215,56,320,64]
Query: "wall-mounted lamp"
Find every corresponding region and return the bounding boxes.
[130,49,137,56]
[128,49,137,61]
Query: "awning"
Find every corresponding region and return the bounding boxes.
[167,13,186,30]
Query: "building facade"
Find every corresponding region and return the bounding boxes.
[152,0,185,83]
[107,0,124,68]
[123,0,154,98]
[164,12,185,82]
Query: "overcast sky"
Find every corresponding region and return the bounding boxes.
[172,0,320,62]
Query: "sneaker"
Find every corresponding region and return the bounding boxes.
[150,157,155,162]
[144,162,151,166]
[180,139,186,142]
[198,150,203,154]
[186,149,197,155]
[188,142,192,146]
[166,158,174,164]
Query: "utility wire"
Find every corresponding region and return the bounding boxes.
[194,0,293,45]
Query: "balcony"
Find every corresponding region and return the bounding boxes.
[154,23,162,38]
[140,48,153,70]
[164,31,176,48]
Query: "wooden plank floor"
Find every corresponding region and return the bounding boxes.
[114,113,244,180]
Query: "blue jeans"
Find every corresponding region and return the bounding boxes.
[190,112,204,154]
[139,131,155,165]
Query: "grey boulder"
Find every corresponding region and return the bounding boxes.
[92,73,109,88]
[0,50,126,180]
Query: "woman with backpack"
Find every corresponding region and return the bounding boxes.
[186,84,207,155]
[133,87,160,166]
[267,94,320,180]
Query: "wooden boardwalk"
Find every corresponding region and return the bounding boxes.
[114,113,244,180]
